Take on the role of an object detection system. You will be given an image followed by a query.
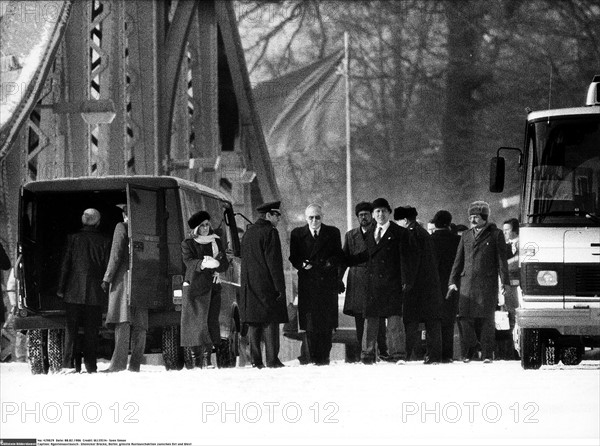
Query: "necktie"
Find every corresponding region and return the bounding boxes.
[314,230,318,239]
[375,227,382,244]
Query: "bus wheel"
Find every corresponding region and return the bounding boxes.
[28,329,48,375]
[47,329,64,373]
[560,346,584,366]
[161,325,180,371]
[520,328,542,370]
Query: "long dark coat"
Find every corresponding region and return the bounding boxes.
[181,234,229,347]
[449,223,510,318]
[58,226,111,306]
[403,222,442,322]
[240,218,288,324]
[290,223,343,331]
[363,222,415,318]
[342,227,370,317]
[430,229,461,325]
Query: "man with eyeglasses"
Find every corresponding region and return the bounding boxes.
[290,204,344,365]
[240,201,288,368]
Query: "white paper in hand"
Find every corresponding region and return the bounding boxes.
[202,256,220,269]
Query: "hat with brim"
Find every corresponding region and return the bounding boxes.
[372,198,392,213]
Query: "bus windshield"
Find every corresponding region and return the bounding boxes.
[525,115,600,225]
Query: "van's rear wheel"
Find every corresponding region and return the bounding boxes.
[520,328,542,370]
[560,345,584,366]
[28,329,48,375]
[47,329,64,373]
[162,325,181,370]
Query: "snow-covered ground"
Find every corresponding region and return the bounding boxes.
[1,358,599,445]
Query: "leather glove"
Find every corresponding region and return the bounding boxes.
[402,283,413,294]
[275,292,285,303]
[101,281,110,294]
[338,280,346,294]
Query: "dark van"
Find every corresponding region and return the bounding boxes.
[13,176,243,374]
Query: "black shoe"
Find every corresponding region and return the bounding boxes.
[252,363,264,369]
[423,358,441,365]
[267,360,285,368]
[297,356,310,365]
[361,357,376,365]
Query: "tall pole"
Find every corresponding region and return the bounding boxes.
[344,31,352,232]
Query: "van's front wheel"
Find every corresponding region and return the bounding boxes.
[520,328,542,370]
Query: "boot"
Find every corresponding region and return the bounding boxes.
[191,346,203,368]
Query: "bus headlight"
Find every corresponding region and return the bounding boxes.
[536,270,558,286]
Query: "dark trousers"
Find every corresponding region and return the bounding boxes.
[306,329,333,365]
[441,321,456,362]
[458,316,495,360]
[355,316,388,356]
[247,322,281,367]
[63,303,102,372]
[405,319,442,362]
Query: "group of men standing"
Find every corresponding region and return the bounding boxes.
[240,197,513,367]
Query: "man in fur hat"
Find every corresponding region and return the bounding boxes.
[448,201,511,363]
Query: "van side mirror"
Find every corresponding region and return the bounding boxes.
[490,156,505,193]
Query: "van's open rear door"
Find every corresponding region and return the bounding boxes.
[127,184,165,308]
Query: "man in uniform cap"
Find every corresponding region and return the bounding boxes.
[448,201,511,363]
[240,201,288,368]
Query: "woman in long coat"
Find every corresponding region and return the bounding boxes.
[181,210,229,367]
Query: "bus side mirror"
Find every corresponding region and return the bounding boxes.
[490,156,505,193]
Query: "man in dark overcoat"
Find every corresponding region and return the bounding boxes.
[449,201,511,363]
[240,201,288,368]
[395,206,442,364]
[289,204,344,365]
[354,198,415,364]
[342,202,387,359]
[58,208,111,373]
[430,210,461,363]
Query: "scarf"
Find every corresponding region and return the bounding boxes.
[192,229,221,283]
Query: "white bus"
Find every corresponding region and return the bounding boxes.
[490,75,600,369]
